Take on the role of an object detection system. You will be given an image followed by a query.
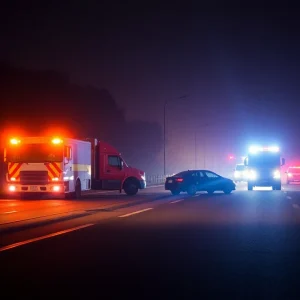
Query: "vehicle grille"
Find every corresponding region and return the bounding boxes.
[20,171,48,185]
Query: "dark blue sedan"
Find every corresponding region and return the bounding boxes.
[165,170,236,196]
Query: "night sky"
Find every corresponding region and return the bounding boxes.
[1,1,300,173]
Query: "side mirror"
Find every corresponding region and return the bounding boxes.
[281,158,285,166]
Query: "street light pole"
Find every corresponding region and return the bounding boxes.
[163,102,167,176]
[194,131,197,169]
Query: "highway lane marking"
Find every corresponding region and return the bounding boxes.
[118,208,153,218]
[170,199,184,204]
[287,196,292,199]
[0,223,94,253]
[3,210,17,214]
[292,204,300,209]
[146,185,164,188]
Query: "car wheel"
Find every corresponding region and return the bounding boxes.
[187,184,197,196]
[171,189,180,195]
[223,188,232,194]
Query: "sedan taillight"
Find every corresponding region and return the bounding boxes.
[175,178,184,182]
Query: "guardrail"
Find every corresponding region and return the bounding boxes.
[146,174,171,186]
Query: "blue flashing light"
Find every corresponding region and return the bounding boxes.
[249,145,279,154]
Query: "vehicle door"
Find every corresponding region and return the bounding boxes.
[195,171,206,190]
[190,171,201,190]
[203,171,222,190]
[102,155,125,190]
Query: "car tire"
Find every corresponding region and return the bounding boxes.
[171,189,180,195]
[187,184,197,196]
[223,188,232,194]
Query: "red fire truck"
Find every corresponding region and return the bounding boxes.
[2,136,146,198]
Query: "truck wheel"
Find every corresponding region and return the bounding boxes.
[124,180,139,196]
[75,180,81,199]
[187,184,197,196]
[248,184,253,191]
[171,189,180,195]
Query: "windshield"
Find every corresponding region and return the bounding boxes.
[6,143,63,163]
[248,153,280,167]
[235,165,245,171]
[289,168,300,173]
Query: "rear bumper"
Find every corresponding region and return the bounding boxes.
[165,183,182,191]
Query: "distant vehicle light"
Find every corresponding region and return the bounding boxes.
[234,171,240,178]
[52,177,59,181]
[10,177,16,181]
[273,169,281,179]
[288,173,293,177]
[248,170,257,180]
[52,137,62,144]
[8,185,16,192]
[10,138,20,145]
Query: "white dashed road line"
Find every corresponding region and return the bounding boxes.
[287,196,292,200]
[170,199,184,204]
[0,223,94,252]
[118,208,153,218]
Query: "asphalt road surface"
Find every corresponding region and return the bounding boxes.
[1,184,300,299]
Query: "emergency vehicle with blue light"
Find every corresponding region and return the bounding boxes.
[244,146,285,190]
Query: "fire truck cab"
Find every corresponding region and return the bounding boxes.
[4,137,91,198]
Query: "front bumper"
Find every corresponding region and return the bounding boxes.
[6,182,65,193]
[248,178,280,187]
[140,179,146,189]
[287,176,300,182]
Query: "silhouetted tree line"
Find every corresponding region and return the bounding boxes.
[0,62,162,174]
